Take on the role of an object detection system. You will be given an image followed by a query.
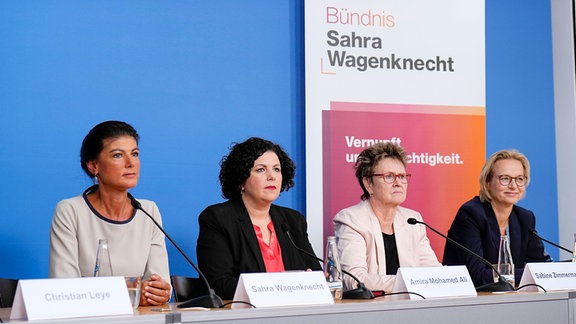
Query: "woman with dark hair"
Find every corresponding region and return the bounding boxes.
[443,149,552,287]
[197,137,321,299]
[49,120,171,306]
[334,142,440,293]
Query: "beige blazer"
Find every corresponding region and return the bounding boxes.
[334,200,441,293]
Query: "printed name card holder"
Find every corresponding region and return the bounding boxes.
[392,266,476,300]
[10,277,133,321]
[231,271,334,309]
[519,262,576,292]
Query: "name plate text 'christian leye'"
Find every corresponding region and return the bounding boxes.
[10,277,133,321]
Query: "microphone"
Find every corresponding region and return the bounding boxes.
[129,195,223,308]
[280,224,375,299]
[407,218,515,292]
[529,229,573,255]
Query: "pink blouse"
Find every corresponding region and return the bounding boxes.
[253,221,285,272]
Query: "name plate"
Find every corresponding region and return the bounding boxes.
[231,271,333,309]
[519,262,576,292]
[10,277,133,321]
[392,266,476,300]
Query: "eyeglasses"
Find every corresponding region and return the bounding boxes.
[496,175,527,187]
[371,172,411,184]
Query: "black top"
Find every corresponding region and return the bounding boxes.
[383,232,400,275]
[196,199,322,299]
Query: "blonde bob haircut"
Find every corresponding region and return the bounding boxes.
[479,149,530,203]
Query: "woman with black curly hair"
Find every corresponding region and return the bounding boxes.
[196,137,321,299]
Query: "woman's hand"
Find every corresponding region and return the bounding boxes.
[139,274,171,306]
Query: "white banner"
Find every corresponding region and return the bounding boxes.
[305,0,486,259]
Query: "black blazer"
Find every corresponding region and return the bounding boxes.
[442,196,551,287]
[196,199,322,299]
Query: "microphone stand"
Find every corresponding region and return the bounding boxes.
[407,218,515,292]
[129,196,223,308]
[529,229,573,254]
[280,224,374,299]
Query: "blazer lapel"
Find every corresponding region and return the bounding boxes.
[394,212,410,267]
[233,200,266,271]
[482,202,501,253]
[270,206,295,267]
[365,201,386,275]
[507,208,522,263]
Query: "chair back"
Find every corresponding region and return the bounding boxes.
[170,276,207,302]
[0,278,18,308]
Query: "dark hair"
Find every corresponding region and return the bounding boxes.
[80,121,140,178]
[219,137,295,200]
[354,142,408,200]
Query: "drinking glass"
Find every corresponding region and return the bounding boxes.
[125,276,142,310]
[492,264,498,283]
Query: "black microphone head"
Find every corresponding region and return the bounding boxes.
[281,223,290,234]
[407,218,418,225]
[129,195,142,210]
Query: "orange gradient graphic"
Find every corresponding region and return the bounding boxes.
[322,102,485,260]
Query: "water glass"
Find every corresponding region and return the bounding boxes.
[125,276,142,310]
[492,264,498,283]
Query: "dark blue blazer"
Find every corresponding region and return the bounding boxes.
[442,196,551,287]
[196,199,322,299]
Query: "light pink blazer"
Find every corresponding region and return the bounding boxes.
[334,200,441,293]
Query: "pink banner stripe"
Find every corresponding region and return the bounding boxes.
[331,101,485,116]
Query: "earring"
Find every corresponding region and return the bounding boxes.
[93,174,99,185]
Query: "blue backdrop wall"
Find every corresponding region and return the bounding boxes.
[0,0,558,279]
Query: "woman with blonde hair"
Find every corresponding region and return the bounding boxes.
[442,149,551,287]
